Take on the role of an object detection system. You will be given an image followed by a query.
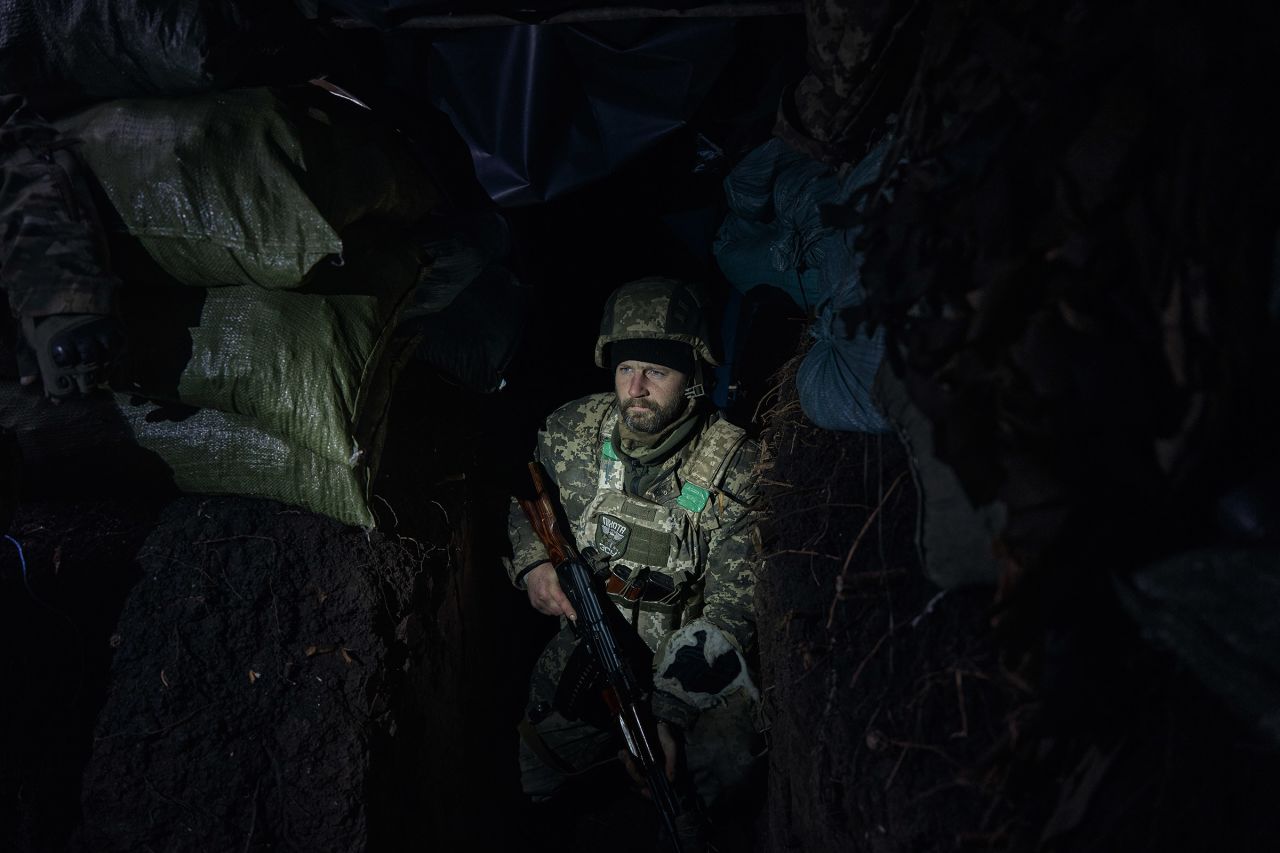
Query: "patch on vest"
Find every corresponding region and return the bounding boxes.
[594,514,631,558]
[677,482,710,512]
[602,440,619,461]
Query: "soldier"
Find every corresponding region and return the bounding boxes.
[1,94,125,400]
[507,277,765,845]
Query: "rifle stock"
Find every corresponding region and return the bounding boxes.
[518,460,687,853]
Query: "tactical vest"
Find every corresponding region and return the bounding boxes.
[572,408,748,648]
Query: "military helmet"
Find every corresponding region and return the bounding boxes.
[594,277,719,369]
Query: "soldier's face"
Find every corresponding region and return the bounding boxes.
[615,360,689,433]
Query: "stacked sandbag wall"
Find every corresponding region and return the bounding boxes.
[5,85,448,527]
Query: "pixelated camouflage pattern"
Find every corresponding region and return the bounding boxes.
[1,94,119,319]
[508,392,763,732]
[592,276,719,367]
[586,410,756,652]
[779,0,917,163]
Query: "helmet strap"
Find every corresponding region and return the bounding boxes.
[682,362,707,400]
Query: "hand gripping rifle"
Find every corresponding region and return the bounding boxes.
[518,460,686,853]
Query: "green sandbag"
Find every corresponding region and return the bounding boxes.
[124,238,423,468]
[0,381,401,528]
[56,86,438,289]
[117,396,383,528]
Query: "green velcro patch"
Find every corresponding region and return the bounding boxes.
[602,440,619,461]
[677,482,710,512]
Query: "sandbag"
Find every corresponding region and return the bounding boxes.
[715,138,828,307]
[120,397,388,528]
[797,229,889,434]
[123,239,424,468]
[0,382,388,528]
[721,137,812,222]
[56,87,438,289]
[714,136,892,309]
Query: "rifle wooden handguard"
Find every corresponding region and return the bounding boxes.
[518,461,574,566]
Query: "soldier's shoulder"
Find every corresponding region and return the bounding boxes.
[702,413,758,462]
[701,414,761,499]
[544,392,615,437]
[723,438,762,499]
[538,393,614,488]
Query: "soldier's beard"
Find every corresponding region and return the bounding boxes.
[620,394,686,434]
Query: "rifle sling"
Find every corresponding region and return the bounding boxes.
[517,718,585,778]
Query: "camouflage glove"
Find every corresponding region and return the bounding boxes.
[17,313,125,399]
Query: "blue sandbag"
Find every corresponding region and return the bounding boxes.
[715,136,892,310]
[795,140,895,433]
[721,138,809,221]
[797,229,890,433]
[715,140,831,307]
[714,219,822,305]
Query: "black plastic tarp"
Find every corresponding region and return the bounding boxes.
[426,20,736,205]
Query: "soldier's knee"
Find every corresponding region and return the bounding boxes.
[518,734,567,802]
[517,710,616,802]
[684,688,766,807]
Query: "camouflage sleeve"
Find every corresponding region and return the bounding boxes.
[1,94,120,318]
[778,0,912,162]
[503,394,612,588]
[700,440,763,652]
[652,439,764,731]
[506,495,550,589]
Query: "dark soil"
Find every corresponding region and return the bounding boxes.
[74,496,427,853]
[0,365,486,853]
[755,357,1021,853]
[0,490,455,853]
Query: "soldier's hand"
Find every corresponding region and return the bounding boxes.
[17,313,125,400]
[525,561,576,620]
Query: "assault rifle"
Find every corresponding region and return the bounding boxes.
[518,460,686,853]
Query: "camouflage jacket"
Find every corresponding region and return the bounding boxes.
[508,392,764,729]
[1,94,119,319]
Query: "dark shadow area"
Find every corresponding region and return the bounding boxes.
[0,499,161,852]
